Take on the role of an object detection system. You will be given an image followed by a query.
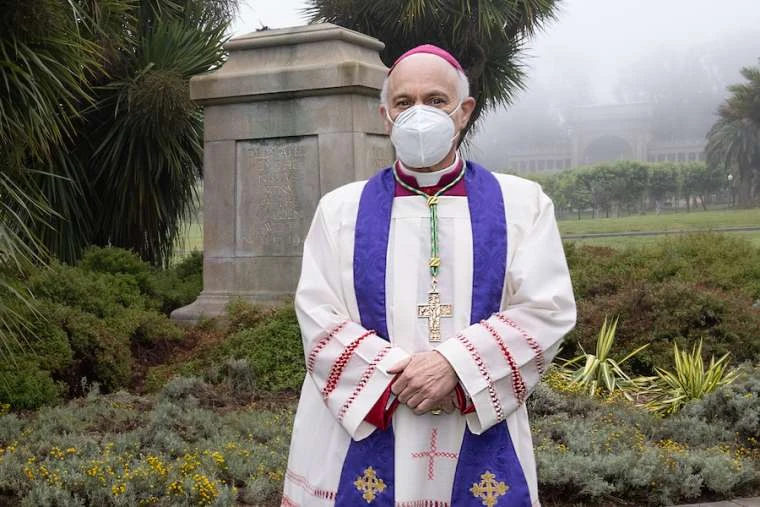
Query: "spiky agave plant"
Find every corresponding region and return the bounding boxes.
[643,340,740,415]
[559,316,650,398]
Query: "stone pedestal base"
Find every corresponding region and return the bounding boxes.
[170,292,292,327]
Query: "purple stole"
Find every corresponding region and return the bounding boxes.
[335,161,531,506]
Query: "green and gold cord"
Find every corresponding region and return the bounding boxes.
[391,163,466,279]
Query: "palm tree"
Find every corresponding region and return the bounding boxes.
[304,0,560,139]
[78,0,236,266]
[0,0,115,359]
[26,0,237,266]
[1,0,236,359]
[707,64,760,208]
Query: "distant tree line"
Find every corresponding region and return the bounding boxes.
[524,161,728,220]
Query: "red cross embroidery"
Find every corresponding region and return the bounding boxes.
[411,428,459,480]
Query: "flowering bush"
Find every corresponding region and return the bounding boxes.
[0,381,291,506]
[529,379,760,505]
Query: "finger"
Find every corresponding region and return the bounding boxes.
[387,357,411,374]
[391,376,407,396]
[405,390,429,409]
[398,386,418,405]
[415,398,436,414]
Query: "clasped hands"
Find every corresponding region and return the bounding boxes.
[388,351,459,415]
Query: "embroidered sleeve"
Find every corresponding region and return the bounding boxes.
[436,188,576,434]
[296,203,410,440]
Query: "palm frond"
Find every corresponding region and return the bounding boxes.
[304,0,560,138]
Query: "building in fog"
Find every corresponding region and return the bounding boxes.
[508,103,706,175]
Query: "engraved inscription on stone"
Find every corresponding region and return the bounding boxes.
[361,134,394,180]
[236,137,319,257]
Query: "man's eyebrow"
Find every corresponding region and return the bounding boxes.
[391,88,454,100]
[423,88,454,97]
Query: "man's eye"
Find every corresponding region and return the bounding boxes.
[430,97,446,106]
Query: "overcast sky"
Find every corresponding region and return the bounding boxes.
[232,0,760,96]
[231,1,760,164]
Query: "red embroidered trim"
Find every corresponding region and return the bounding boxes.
[322,330,376,400]
[307,321,348,373]
[338,345,392,422]
[457,333,505,421]
[396,501,451,507]
[494,313,545,375]
[411,427,458,480]
[285,469,336,501]
[280,494,298,507]
[481,320,527,404]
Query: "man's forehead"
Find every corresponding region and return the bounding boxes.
[387,54,460,96]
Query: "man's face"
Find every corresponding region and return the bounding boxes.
[380,53,475,136]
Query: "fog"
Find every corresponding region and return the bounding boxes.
[467,0,760,169]
[233,0,760,170]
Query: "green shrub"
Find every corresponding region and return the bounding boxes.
[215,305,304,393]
[0,301,73,409]
[149,251,203,314]
[567,234,760,301]
[0,250,188,404]
[0,360,61,410]
[61,310,133,392]
[132,310,183,345]
[77,246,203,315]
[28,263,144,318]
[567,280,760,374]
[226,297,270,333]
[78,246,152,289]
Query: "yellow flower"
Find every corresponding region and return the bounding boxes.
[208,451,225,468]
[181,453,200,475]
[146,455,168,478]
[111,482,127,496]
[192,474,220,506]
[167,480,185,496]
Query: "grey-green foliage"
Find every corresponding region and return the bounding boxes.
[529,381,760,505]
[677,367,760,441]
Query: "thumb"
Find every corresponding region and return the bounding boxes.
[387,357,411,374]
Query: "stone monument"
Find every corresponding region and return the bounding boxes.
[171,23,393,325]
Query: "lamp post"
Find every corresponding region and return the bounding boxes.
[727,174,735,208]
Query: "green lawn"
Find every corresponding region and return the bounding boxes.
[566,231,760,249]
[177,208,760,254]
[175,221,203,255]
[558,208,760,235]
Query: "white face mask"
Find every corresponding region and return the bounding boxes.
[387,103,460,168]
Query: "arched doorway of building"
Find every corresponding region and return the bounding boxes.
[582,136,634,165]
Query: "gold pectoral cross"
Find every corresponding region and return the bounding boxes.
[417,280,453,343]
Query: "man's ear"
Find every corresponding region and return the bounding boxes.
[456,97,476,131]
[379,104,392,135]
